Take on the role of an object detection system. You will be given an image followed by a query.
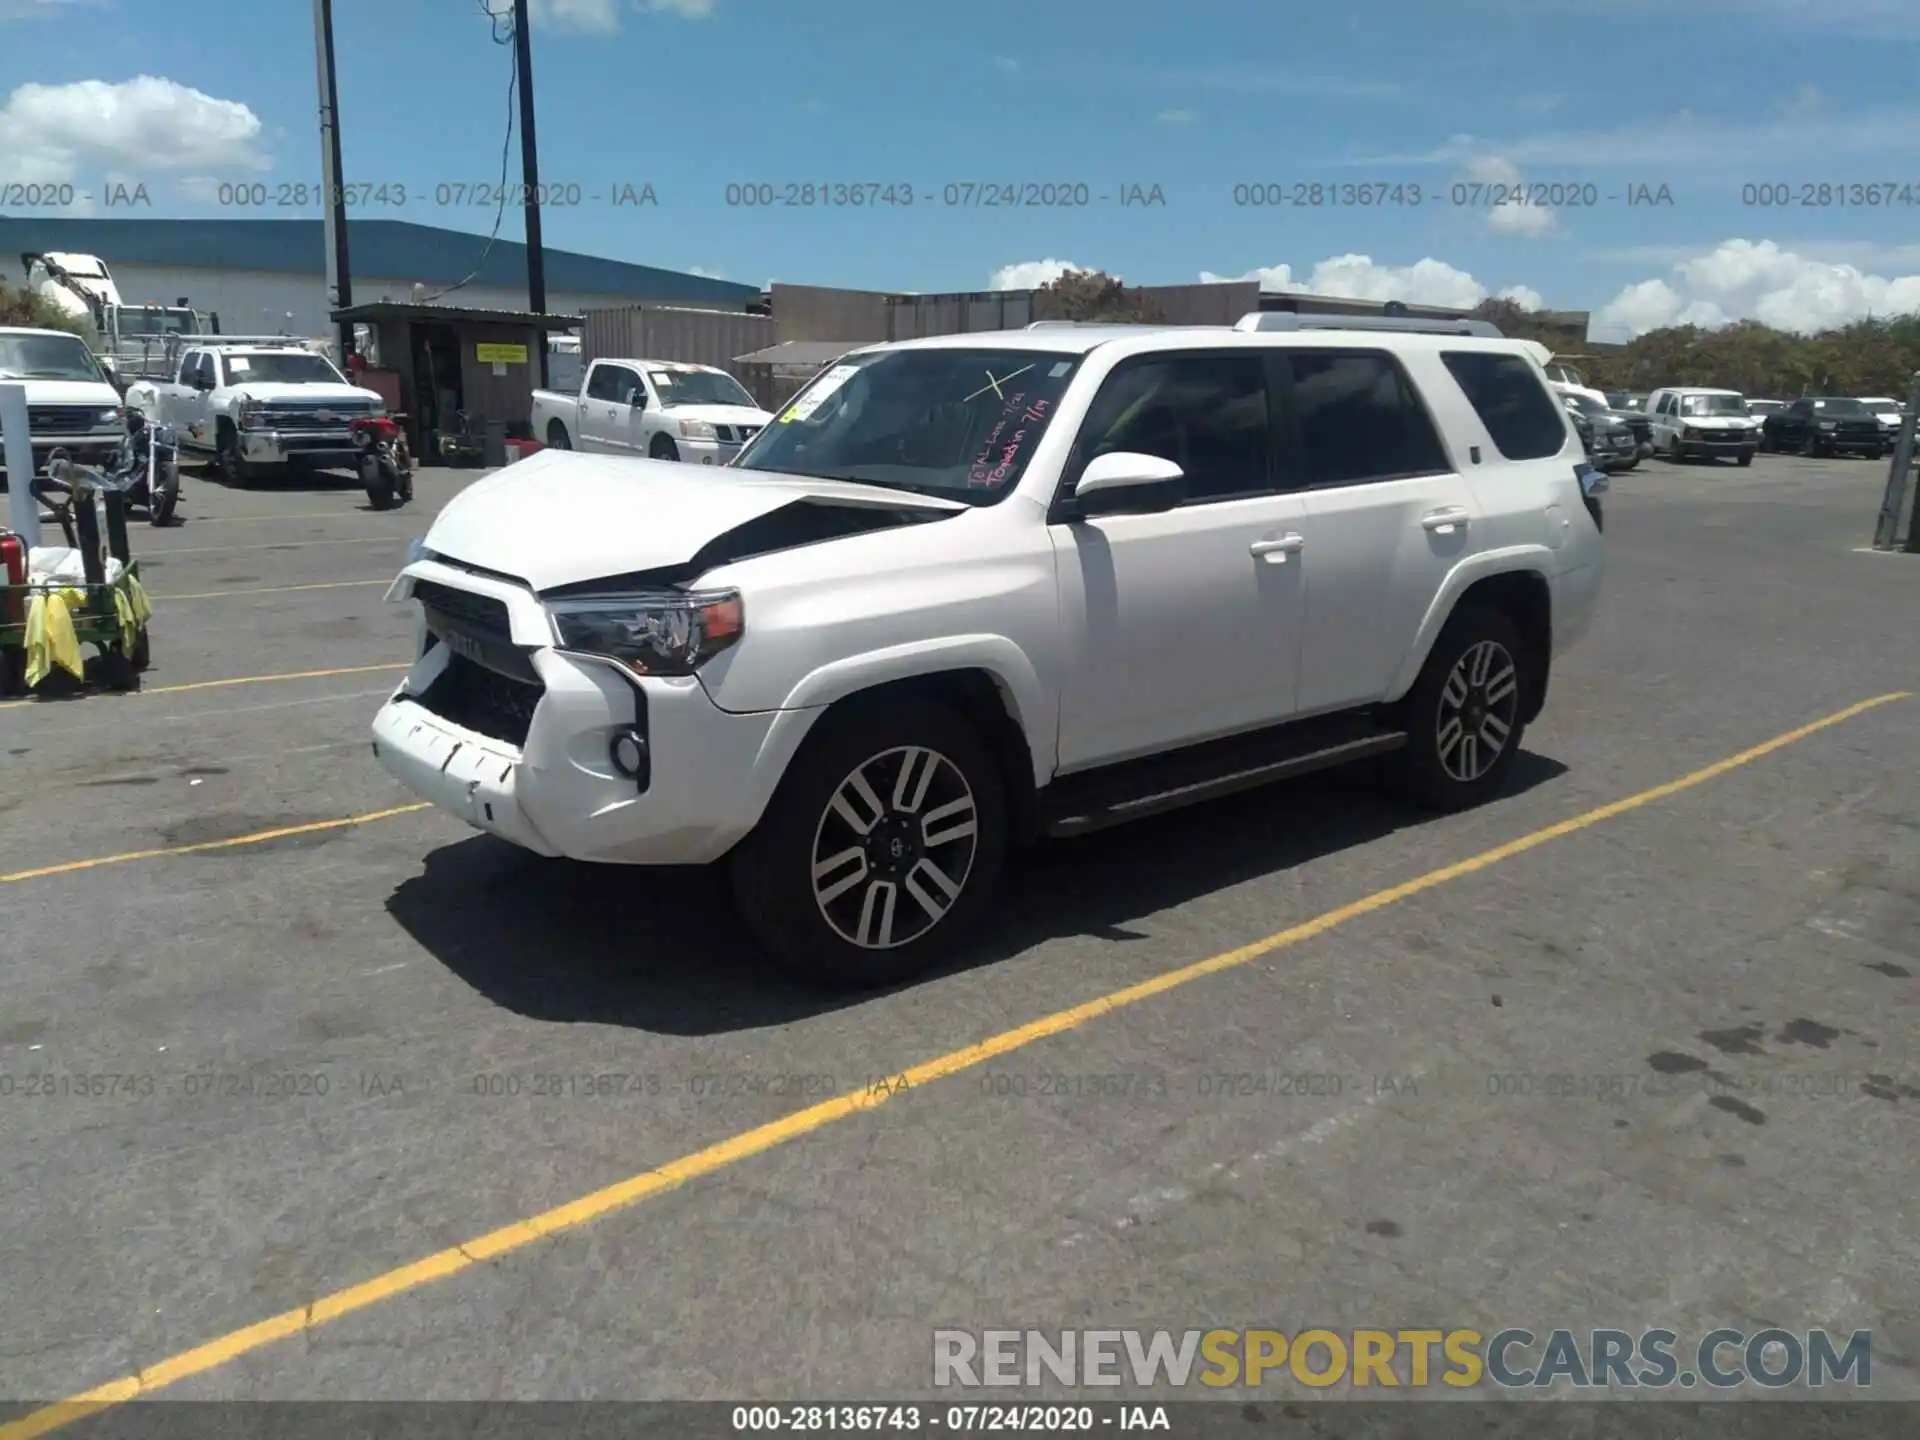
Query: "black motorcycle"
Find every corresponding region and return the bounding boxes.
[110,410,181,526]
[351,414,414,510]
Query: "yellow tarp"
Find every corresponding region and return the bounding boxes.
[24,587,85,688]
[20,573,152,689]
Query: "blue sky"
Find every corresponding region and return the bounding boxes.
[3,0,1919,337]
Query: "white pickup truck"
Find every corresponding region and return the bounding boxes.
[125,341,384,486]
[530,358,773,465]
[0,326,126,483]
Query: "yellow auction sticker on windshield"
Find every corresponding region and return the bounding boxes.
[780,363,860,422]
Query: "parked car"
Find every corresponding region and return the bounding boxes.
[1758,397,1887,458]
[1562,393,1640,470]
[371,312,1605,987]
[1604,391,1648,412]
[124,340,384,486]
[531,358,773,464]
[1645,387,1761,465]
[1856,396,1906,444]
[0,326,125,485]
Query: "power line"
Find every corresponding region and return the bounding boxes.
[419,3,519,301]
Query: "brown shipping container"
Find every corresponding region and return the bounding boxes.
[581,305,773,380]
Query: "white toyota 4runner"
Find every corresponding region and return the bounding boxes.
[371,313,1606,987]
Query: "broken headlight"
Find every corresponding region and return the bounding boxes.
[547,589,744,676]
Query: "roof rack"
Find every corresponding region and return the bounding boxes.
[1233,313,1504,338]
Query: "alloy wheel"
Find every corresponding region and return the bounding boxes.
[810,746,979,950]
[1435,640,1520,784]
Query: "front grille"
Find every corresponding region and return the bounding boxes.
[27,405,105,435]
[255,402,376,432]
[410,652,543,748]
[714,424,761,445]
[413,580,511,644]
[1624,416,1651,444]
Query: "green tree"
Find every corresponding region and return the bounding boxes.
[1031,269,1165,323]
[0,277,99,346]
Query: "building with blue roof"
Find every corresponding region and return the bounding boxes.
[0,216,758,336]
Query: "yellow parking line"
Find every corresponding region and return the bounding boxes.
[0,691,1906,1438]
[0,804,433,885]
[153,579,390,600]
[0,662,407,709]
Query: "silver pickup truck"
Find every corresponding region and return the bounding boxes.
[0,326,126,483]
[124,340,383,485]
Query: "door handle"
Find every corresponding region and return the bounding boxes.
[1250,533,1305,561]
[1421,507,1470,534]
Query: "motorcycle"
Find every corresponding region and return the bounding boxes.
[109,410,181,526]
[351,414,414,510]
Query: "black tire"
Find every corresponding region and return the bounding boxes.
[1389,606,1529,813]
[362,453,397,510]
[1736,452,1752,467]
[729,697,1007,990]
[130,625,151,671]
[94,644,138,693]
[0,645,24,698]
[216,426,254,487]
[546,421,572,450]
[1800,432,1818,458]
[650,434,680,462]
[150,462,179,525]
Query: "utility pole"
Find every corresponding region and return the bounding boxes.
[313,0,353,357]
[512,0,549,389]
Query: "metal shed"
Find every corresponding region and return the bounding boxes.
[330,301,580,464]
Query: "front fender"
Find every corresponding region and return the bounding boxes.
[1384,546,1556,701]
[777,634,1051,787]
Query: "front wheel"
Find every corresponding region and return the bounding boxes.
[215,427,256,487]
[650,434,681,462]
[1736,452,1753,468]
[1390,606,1529,813]
[730,698,1006,990]
[149,461,179,525]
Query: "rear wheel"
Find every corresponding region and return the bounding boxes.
[546,421,572,450]
[361,453,398,510]
[1390,606,1529,813]
[1736,452,1753,468]
[149,460,179,525]
[730,698,1006,990]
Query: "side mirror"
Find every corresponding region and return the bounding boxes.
[1068,450,1186,517]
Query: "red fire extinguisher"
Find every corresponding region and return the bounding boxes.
[1,529,25,636]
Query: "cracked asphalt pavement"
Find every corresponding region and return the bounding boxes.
[0,451,1915,1422]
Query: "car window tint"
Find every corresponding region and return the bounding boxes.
[1289,350,1450,483]
[1076,354,1268,502]
[585,364,624,401]
[1438,350,1564,462]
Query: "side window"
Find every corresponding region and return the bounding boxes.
[203,355,221,387]
[584,364,621,401]
[178,351,200,385]
[1288,349,1451,484]
[1438,350,1565,463]
[1071,354,1268,504]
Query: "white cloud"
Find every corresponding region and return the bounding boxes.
[1592,238,1920,337]
[637,0,713,14]
[1201,254,1495,310]
[0,76,268,184]
[526,0,620,31]
[1479,0,1920,37]
[687,265,723,278]
[1465,154,1559,238]
[1157,108,1194,125]
[1775,84,1822,119]
[988,258,1094,290]
[1498,285,1545,311]
[1114,64,1401,99]
[995,56,1020,73]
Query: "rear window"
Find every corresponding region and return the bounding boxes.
[1284,350,1449,485]
[1441,351,1567,461]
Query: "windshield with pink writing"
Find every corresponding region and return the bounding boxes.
[733,348,1082,505]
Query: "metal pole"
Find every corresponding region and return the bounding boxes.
[314,0,354,357]
[1870,371,1920,550]
[0,383,42,548]
[512,0,549,390]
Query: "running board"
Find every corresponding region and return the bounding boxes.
[1039,716,1408,839]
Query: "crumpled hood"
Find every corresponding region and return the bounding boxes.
[423,448,966,592]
